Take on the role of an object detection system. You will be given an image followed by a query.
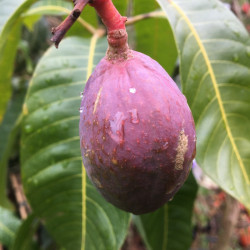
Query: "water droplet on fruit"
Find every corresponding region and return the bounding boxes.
[129,88,136,94]
[110,112,125,144]
[24,124,33,134]
[79,107,83,113]
[129,109,139,124]
[246,47,250,57]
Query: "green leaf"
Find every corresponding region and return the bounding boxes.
[0,87,26,209]
[0,206,21,248]
[24,0,73,16]
[0,0,37,122]
[135,174,198,250]
[12,214,39,250]
[133,0,178,75]
[23,0,98,38]
[158,0,250,208]
[22,0,73,31]
[21,37,130,250]
[113,0,129,16]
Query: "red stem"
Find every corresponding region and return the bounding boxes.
[90,0,129,61]
[51,0,129,60]
[89,0,127,31]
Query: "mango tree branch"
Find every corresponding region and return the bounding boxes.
[10,173,31,219]
[51,0,90,48]
[25,6,96,35]
[51,0,166,48]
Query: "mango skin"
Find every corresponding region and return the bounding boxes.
[79,50,196,214]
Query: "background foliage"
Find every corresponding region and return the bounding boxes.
[0,0,249,249]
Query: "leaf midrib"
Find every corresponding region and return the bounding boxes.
[81,32,102,250]
[170,0,250,184]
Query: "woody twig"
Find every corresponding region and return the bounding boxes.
[10,173,31,219]
[51,0,90,48]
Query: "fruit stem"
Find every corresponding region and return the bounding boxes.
[89,0,130,61]
[51,0,129,58]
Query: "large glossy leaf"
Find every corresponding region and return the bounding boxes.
[133,0,178,75]
[135,174,197,250]
[0,206,21,248]
[21,37,130,250]
[0,0,37,122]
[157,0,250,208]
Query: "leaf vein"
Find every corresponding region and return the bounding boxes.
[170,0,250,183]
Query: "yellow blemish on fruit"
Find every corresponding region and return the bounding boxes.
[175,129,188,170]
[93,87,103,114]
[22,104,28,115]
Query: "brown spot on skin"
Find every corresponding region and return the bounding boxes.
[93,120,98,126]
[175,129,188,170]
[98,157,103,164]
